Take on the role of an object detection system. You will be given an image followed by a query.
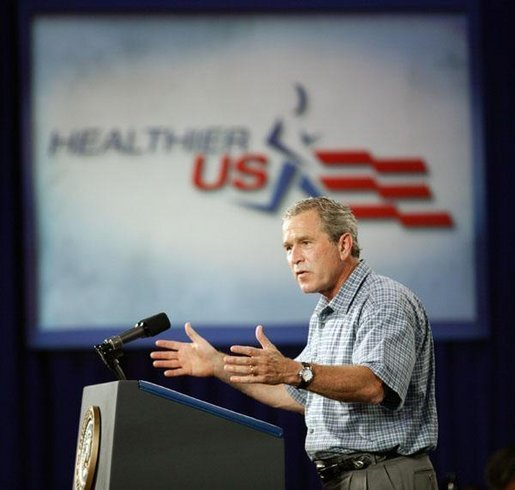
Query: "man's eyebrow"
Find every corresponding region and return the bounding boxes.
[283,234,312,247]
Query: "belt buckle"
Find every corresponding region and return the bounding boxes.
[349,456,367,470]
[315,460,340,482]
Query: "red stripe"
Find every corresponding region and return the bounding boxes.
[315,150,372,164]
[320,177,431,199]
[315,150,426,173]
[320,176,375,190]
[350,204,398,218]
[379,185,431,199]
[400,213,453,227]
[349,205,453,227]
[374,159,426,173]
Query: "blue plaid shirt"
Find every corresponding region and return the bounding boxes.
[286,260,438,459]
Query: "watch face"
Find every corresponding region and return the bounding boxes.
[302,367,313,382]
[73,405,101,490]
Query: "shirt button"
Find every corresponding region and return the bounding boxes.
[309,428,315,434]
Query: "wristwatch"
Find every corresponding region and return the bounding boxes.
[297,362,314,389]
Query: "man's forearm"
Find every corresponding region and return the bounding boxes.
[305,364,384,404]
[212,351,304,413]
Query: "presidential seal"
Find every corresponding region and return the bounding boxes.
[73,405,100,490]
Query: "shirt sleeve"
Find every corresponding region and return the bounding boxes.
[352,285,419,411]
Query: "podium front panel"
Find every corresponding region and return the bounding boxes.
[75,380,285,489]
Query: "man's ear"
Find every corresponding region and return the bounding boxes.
[338,233,353,259]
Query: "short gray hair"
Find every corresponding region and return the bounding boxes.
[283,196,361,258]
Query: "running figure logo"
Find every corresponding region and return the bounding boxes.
[243,83,453,228]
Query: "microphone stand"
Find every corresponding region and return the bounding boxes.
[94,341,127,381]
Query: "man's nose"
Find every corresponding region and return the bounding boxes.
[291,245,304,264]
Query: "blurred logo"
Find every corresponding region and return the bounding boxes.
[193,84,453,228]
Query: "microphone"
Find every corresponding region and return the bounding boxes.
[94,312,170,380]
[102,312,170,350]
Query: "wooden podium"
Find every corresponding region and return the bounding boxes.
[73,380,285,489]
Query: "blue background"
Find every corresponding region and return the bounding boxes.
[1,0,514,488]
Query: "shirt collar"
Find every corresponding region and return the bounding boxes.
[314,259,371,316]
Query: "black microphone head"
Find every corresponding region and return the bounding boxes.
[138,312,171,337]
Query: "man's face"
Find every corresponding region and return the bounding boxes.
[282,209,349,300]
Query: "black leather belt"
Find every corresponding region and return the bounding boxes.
[314,452,399,482]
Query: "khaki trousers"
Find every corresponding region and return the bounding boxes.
[321,454,437,490]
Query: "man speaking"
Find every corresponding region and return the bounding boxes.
[151,196,438,489]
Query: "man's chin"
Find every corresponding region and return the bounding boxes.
[298,283,317,294]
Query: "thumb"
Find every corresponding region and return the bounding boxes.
[255,325,276,350]
[185,322,202,343]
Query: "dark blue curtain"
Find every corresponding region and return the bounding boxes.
[1,1,514,489]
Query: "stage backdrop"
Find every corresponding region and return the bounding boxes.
[25,12,486,346]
